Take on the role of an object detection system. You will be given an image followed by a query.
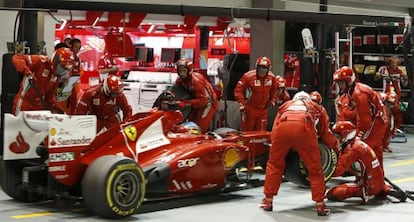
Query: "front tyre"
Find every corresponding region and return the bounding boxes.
[82,155,146,218]
[284,143,337,187]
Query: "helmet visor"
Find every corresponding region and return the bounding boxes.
[257,66,269,76]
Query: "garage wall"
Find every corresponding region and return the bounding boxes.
[0,0,411,92]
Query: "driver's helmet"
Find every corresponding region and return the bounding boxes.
[332,121,356,143]
[103,75,123,97]
[182,121,201,135]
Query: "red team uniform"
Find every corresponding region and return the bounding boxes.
[75,75,132,132]
[234,57,277,131]
[175,59,218,133]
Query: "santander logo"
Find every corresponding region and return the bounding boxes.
[9,131,30,154]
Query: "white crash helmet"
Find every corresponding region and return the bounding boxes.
[293,91,311,101]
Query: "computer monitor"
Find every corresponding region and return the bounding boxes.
[146,48,154,62]
[180,48,194,60]
[134,47,147,62]
[160,48,176,63]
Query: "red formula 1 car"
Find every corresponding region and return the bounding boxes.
[1,108,270,218]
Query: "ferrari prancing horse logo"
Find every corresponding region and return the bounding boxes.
[124,125,137,141]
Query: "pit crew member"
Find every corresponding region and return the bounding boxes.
[261,91,338,216]
[333,66,388,168]
[234,56,277,131]
[275,76,290,105]
[328,121,406,203]
[98,53,120,81]
[174,58,218,133]
[74,75,132,132]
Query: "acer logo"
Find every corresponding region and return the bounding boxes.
[177,158,200,168]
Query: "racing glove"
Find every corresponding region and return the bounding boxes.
[239,104,246,112]
[177,101,189,108]
[267,102,275,109]
[27,73,36,86]
[356,131,365,140]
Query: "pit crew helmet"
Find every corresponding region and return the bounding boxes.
[310,91,322,105]
[176,59,193,77]
[103,75,123,97]
[182,121,201,135]
[332,121,356,143]
[333,66,355,87]
[277,77,286,88]
[292,91,311,101]
[382,91,398,107]
[51,47,74,76]
[256,57,271,77]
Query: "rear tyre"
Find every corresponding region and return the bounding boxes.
[0,158,28,201]
[284,143,337,187]
[82,155,146,218]
[0,158,42,202]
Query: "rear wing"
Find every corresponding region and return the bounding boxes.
[3,111,96,160]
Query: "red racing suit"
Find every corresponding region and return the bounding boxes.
[12,54,61,114]
[284,55,300,88]
[234,70,277,131]
[74,84,132,132]
[382,97,403,151]
[378,65,403,96]
[348,83,388,167]
[175,72,218,133]
[327,139,388,201]
[276,90,290,106]
[57,54,83,114]
[335,93,357,123]
[98,55,118,80]
[264,99,338,203]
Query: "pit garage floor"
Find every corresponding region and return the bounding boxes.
[1,132,414,222]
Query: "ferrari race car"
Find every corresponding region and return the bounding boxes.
[1,108,272,218]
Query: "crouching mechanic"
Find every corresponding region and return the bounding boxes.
[74,75,132,133]
[333,66,388,168]
[327,121,406,203]
[174,59,218,133]
[261,91,339,216]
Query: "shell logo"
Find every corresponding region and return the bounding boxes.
[223,147,240,168]
[50,128,57,136]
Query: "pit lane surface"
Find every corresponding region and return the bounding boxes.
[1,133,414,222]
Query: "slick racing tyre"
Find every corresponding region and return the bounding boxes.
[284,143,337,187]
[0,158,41,202]
[82,155,146,218]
